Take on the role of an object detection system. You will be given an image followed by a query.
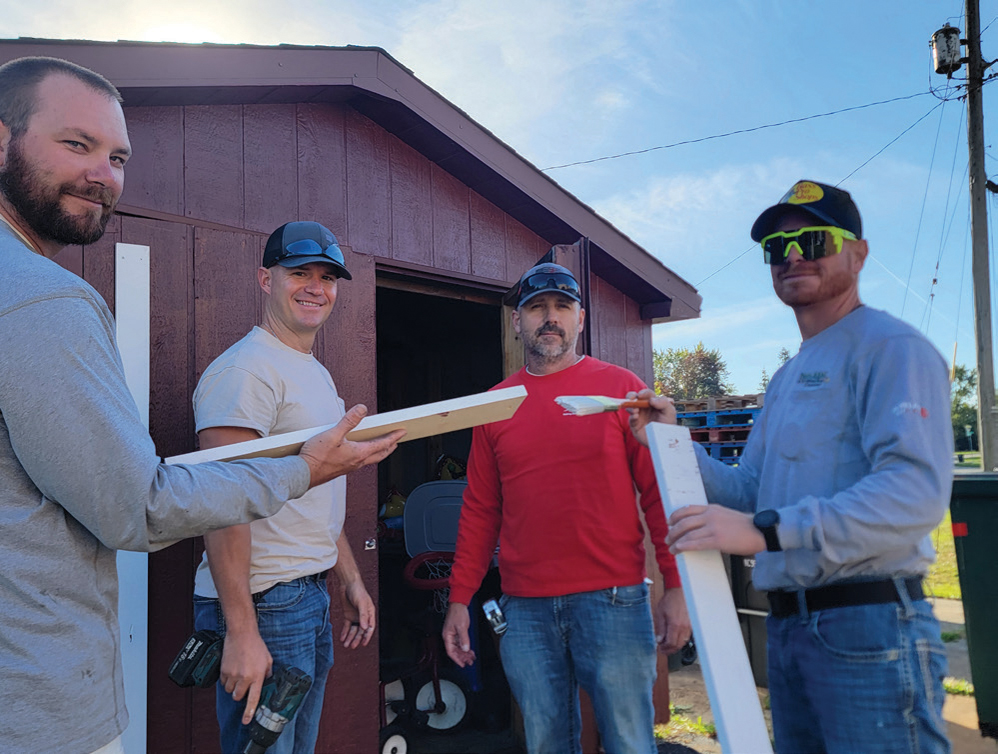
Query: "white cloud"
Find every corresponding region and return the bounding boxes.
[390,0,675,156]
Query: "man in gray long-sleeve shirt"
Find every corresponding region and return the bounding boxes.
[630,180,952,753]
[0,57,402,754]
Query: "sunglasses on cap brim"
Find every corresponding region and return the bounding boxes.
[274,238,348,269]
[760,226,857,265]
[518,272,581,303]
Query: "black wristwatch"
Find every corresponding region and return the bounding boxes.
[753,509,782,552]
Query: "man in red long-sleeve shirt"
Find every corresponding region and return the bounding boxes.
[442,262,690,754]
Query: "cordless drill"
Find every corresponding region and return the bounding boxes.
[242,665,313,754]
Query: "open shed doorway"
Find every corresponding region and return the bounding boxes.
[375,283,522,754]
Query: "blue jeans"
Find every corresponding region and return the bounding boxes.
[498,584,658,754]
[766,584,950,754]
[194,575,335,754]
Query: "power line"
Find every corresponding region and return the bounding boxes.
[901,101,949,318]
[695,101,944,290]
[541,92,932,171]
[918,105,965,330]
[837,102,944,184]
[695,245,755,288]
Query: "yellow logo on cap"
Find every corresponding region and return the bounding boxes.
[787,181,824,205]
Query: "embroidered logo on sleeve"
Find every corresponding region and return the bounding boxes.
[893,402,929,418]
[797,371,829,388]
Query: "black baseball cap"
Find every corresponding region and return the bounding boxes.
[750,180,863,242]
[516,263,582,307]
[262,221,352,280]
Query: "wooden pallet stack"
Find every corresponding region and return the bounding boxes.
[675,394,764,466]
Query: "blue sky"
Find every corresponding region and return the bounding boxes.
[4,0,996,393]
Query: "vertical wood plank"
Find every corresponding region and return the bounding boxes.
[297,104,348,243]
[388,135,432,266]
[123,217,196,754]
[505,216,547,282]
[470,192,506,281]
[193,228,260,380]
[593,276,628,368]
[587,263,603,361]
[123,217,195,458]
[625,295,654,388]
[120,106,184,215]
[315,252,379,754]
[345,109,390,257]
[430,163,470,273]
[646,424,773,753]
[244,105,298,234]
[82,214,122,316]
[184,105,244,228]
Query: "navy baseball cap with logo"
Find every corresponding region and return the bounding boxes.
[262,221,352,280]
[516,263,582,308]
[750,180,863,242]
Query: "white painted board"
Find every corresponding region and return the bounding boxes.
[646,423,772,754]
[115,243,150,754]
[165,385,528,465]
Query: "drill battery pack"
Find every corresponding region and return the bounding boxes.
[168,629,223,688]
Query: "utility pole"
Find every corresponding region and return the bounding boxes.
[964,0,998,470]
[933,2,998,470]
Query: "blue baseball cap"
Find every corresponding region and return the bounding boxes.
[263,221,352,280]
[515,263,582,307]
[750,180,863,242]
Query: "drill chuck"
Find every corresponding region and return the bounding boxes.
[243,665,313,754]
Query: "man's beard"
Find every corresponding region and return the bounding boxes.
[0,139,115,246]
[522,324,577,363]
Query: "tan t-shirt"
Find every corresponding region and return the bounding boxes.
[192,326,346,597]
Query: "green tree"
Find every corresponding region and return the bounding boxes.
[758,347,793,393]
[654,342,734,399]
[952,365,978,451]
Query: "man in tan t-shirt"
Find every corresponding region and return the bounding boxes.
[193,221,373,754]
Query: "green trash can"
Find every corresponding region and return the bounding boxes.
[950,472,998,739]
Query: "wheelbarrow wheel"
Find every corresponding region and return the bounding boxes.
[380,723,411,754]
[412,669,470,731]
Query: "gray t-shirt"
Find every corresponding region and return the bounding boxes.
[194,327,347,597]
[0,227,310,754]
[695,306,953,591]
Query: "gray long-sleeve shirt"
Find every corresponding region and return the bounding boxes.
[0,227,311,754]
[695,306,953,592]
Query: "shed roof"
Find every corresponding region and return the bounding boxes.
[0,38,700,322]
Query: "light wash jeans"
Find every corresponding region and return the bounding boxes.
[498,584,658,754]
[766,582,950,754]
[194,574,334,754]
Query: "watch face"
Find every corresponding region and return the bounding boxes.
[755,509,779,528]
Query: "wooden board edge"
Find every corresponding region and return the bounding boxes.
[165,385,527,465]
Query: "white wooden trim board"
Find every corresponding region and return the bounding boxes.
[646,422,772,754]
[165,385,527,465]
[114,243,150,754]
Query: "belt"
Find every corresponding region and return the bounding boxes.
[767,576,924,618]
[252,570,330,603]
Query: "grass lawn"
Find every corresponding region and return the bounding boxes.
[926,510,961,600]
[954,451,982,469]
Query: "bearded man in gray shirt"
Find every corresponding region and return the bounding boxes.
[630,180,952,754]
[0,57,402,754]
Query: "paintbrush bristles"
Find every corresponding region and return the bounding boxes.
[555,395,628,416]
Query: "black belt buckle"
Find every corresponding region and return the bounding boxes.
[768,576,924,618]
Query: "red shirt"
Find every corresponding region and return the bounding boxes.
[448,356,681,605]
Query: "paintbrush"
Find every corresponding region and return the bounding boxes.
[555,395,651,416]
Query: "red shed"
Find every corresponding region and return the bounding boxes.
[0,39,701,754]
